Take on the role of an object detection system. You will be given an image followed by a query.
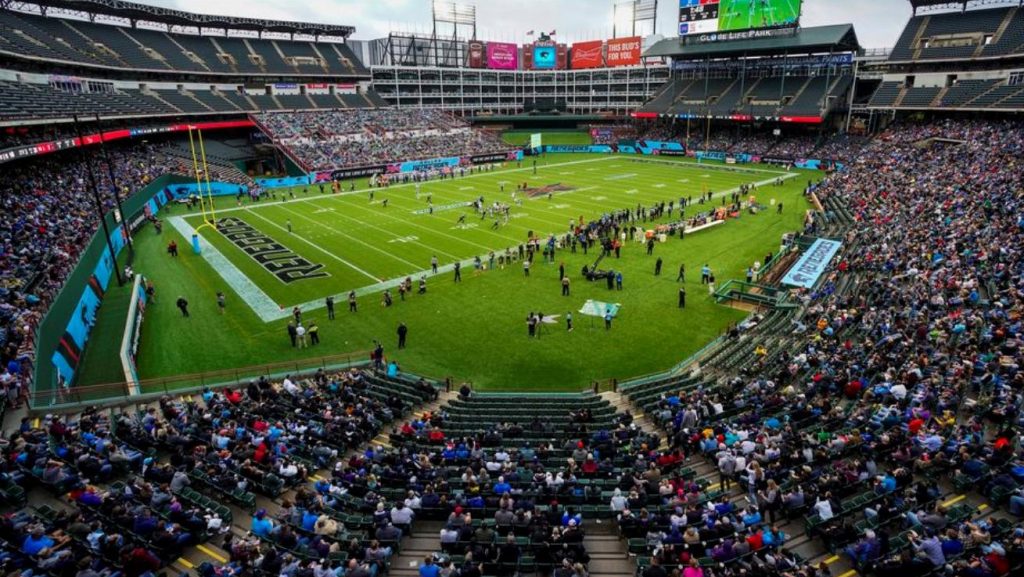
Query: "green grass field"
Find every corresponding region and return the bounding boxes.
[78,154,811,392]
[502,131,593,147]
[719,0,801,31]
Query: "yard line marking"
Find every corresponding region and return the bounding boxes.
[182,156,621,219]
[678,179,690,183]
[322,197,497,253]
[653,184,667,188]
[604,173,638,181]
[941,494,966,507]
[196,544,228,563]
[246,208,386,282]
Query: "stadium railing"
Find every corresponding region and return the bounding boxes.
[29,349,372,410]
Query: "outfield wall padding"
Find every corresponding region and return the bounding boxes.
[33,174,192,407]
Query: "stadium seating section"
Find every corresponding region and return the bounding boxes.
[888,6,1024,61]
[642,74,854,119]
[866,78,1024,110]
[254,109,511,171]
[0,80,388,122]
[0,10,368,76]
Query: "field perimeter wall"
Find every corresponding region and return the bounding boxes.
[33,174,191,407]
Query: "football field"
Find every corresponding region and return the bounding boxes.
[174,154,793,319]
[82,153,813,392]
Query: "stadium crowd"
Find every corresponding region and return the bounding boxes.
[0,139,255,409]
[254,109,510,172]
[636,117,1024,577]
[3,116,1024,577]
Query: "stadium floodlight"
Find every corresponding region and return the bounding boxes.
[613,0,658,38]
[432,1,477,26]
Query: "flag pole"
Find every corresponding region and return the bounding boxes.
[73,114,124,287]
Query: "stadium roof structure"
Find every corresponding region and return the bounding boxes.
[2,0,356,36]
[644,24,860,60]
[908,0,1023,14]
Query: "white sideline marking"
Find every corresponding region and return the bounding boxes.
[166,216,283,323]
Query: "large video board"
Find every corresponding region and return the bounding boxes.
[679,0,802,36]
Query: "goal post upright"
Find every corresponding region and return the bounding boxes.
[187,126,218,233]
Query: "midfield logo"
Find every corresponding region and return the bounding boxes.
[217,217,330,284]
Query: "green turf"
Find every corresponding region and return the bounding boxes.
[718,0,801,32]
[111,154,811,392]
[502,131,593,147]
[75,280,133,386]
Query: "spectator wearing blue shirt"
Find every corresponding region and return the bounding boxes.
[419,555,441,577]
[493,476,511,495]
[22,527,55,556]
[741,506,762,527]
[301,509,319,532]
[251,509,275,537]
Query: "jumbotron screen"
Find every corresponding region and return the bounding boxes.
[678,0,802,36]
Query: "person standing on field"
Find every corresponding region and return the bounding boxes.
[216,292,226,314]
[348,290,358,313]
[397,323,408,349]
[325,296,335,320]
[287,321,297,347]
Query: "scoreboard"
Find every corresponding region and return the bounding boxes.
[678,0,720,36]
[679,0,803,37]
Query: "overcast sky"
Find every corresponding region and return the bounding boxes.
[145,0,910,49]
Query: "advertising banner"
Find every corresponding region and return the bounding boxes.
[314,150,523,181]
[606,36,642,67]
[168,181,250,197]
[530,133,543,149]
[781,238,842,288]
[467,41,486,68]
[532,44,557,69]
[487,42,519,70]
[395,156,461,173]
[571,40,605,69]
[0,119,254,166]
[316,164,389,182]
[468,150,524,164]
[544,145,615,153]
[256,175,313,189]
